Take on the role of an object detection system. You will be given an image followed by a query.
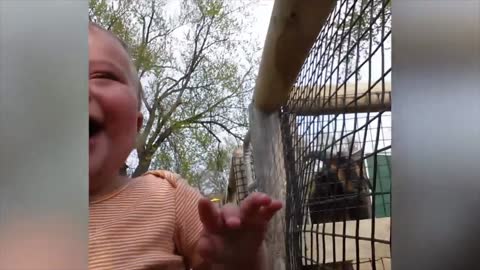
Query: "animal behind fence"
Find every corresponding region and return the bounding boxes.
[306,147,372,225]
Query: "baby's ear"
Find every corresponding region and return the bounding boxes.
[136,112,144,133]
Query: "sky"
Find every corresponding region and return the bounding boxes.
[251,0,274,44]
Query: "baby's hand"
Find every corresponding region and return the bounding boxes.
[196,192,282,269]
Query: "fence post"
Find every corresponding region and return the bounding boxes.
[249,103,287,270]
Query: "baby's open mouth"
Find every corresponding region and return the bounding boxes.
[89,117,104,138]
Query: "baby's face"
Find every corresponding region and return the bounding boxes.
[88,27,142,186]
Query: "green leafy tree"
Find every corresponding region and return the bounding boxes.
[89,0,259,192]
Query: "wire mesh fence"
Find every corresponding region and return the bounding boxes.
[280,0,391,269]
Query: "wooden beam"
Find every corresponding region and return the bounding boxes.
[249,104,287,270]
[253,0,336,113]
[288,83,392,115]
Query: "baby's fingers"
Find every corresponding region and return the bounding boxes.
[258,199,283,221]
[220,204,242,229]
[198,198,223,233]
[240,192,271,219]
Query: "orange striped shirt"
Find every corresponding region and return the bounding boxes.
[89,170,204,270]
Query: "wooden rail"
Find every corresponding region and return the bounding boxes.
[253,0,336,113]
[287,83,392,115]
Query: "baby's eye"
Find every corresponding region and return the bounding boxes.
[91,72,119,81]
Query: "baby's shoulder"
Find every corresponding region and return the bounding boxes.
[132,170,200,202]
[119,170,185,206]
[142,169,182,188]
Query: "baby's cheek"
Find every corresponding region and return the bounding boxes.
[110,106,138,138]
[99,84,139,135]
[105,90,139,121]
[106,114,138,164]
[104,96,139,145]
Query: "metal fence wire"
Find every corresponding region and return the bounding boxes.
[280,0,391,269]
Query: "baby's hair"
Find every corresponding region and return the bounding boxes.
[89,21,143,110]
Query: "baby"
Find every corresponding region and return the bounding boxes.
[88,22,282,270]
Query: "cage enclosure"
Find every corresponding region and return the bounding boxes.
[224,0,391,269]
[281,0,392,269]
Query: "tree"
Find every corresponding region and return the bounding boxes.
[89,0,259,192]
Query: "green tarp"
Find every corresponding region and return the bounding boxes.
[366,154,391,218]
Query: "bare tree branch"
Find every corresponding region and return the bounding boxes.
[145,0,156,44]
[200,123,223,143]
[196,120,243,141]
[140,86,153,113]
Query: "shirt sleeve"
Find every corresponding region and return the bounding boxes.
[173,176,205,267]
